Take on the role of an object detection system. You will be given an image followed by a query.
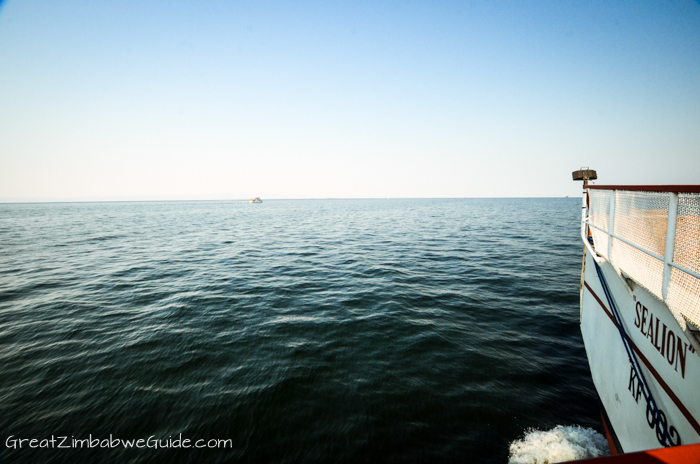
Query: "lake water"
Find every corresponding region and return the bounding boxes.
[0,198,602,463]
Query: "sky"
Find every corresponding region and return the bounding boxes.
[1,0,699,201]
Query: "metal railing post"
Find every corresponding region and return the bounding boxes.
[581,189,587,240]
[662,192,679,302]
[608,190,616,261]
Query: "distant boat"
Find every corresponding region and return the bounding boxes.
[239,197,262,204]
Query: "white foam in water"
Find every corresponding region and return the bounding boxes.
[508,425,610,464]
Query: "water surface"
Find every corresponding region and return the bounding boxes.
[0,198,600,463]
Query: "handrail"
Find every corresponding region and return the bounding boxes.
[585,185,700,193]
[585,221,700,282]
[581,189,597,259]
[585,222,665,262]
[582,185,700,338]
[581,182,700,363]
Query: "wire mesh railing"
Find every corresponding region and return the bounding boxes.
[585,187,700,331]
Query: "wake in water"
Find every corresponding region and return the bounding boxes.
[508,425,609,464]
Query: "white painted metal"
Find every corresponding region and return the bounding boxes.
[581,252,700,452]
[579,186,700,453]
[669,262,700,282]
[608,190,616,261]
[662,192,679,301]
[585,222,665,262]
[581,188,589,246]
[584,191,700,295]
[586,220,700,282]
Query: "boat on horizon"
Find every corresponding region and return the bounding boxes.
[239,197,263,204]
[572,169,700,462]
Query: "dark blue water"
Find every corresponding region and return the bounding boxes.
[0,198,600,463]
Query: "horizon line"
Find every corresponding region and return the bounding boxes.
[0,196,576,205]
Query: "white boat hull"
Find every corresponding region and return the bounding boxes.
[581,247,700,452]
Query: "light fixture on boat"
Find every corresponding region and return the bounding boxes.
[572,167,597,186]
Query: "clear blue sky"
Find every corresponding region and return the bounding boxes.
[1,0,699,201]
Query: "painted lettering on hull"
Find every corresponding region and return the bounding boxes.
[628,365,682,447]
[634,302,692,379]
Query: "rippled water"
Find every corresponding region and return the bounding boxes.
[0,198,600,463]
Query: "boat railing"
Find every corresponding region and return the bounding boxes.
[582,185,700,332]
